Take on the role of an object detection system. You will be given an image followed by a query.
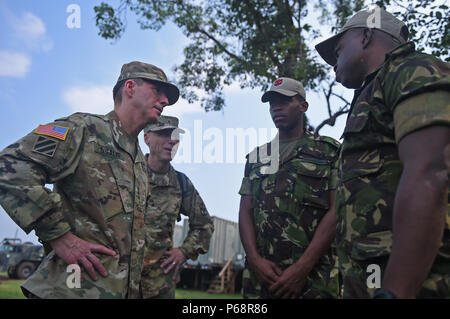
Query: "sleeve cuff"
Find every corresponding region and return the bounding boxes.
[179,246,198,261]
[328,168,339,190]
[34,209,71,242]
[238,177,252,195]
[394,90,450,143]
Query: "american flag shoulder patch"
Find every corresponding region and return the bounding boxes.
[32,135,58,157]
[34,124,69,141]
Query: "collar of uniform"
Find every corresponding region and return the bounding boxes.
[359,42,415,89]
[385,41,415,61]
[269,131,315,166]
[106,111,137,159]
[343,41,416,137]
[148,163,178,187]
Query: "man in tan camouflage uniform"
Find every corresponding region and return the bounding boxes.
[316,7,450,298]
[239,78,341,299]
[0,61,179,298]
[141,115,214,298]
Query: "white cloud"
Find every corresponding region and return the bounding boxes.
[62,85,113,114]
[63,85,206,117]
[0,51,31,78]
[13,12,53,52]
[162,98,204,117]
[17,12,46,38]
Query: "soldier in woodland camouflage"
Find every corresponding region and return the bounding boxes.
[141,116,213,299]
[239,78,341,299]
[0,61,180,298]
[316,7,450,298]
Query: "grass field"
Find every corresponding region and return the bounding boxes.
[0,272,242,299]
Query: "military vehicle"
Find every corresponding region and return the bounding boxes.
[0,238,44,279]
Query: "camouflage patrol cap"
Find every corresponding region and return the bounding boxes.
[114,61,180,105]
[261,77,306,102]
[315,7,409,66]
[144,115,185,134]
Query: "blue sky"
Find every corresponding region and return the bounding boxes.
[0,0,350,244]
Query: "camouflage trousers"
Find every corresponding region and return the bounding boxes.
[339,254,450,298]
[22,287,41,299]
[242,267,340,299]
[140,261,178,299]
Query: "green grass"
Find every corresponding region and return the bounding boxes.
[176,289,242,299]
[0,279,26,299]
[0,276,242,299]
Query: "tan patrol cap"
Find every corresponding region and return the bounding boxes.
[261,77,306,102]
[114,61,180,105]
[315,7,409,66]
[144,115,185,134]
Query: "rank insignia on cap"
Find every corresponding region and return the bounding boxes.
[32,136,58,157]
[34,125,69,141]
[274,79,283,86]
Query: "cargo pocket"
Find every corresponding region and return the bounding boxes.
[351,230,392,261]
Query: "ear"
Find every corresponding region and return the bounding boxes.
[123,79,136,99]
[362,28,374,49]
[144,132,150,146]
[300,101,309,113]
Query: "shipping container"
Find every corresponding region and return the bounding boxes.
[175,216,245,268]
[173,216,245,292]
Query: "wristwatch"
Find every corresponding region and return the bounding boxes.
[373,289,397,299]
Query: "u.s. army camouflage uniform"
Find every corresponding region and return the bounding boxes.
[239,132,341,299]
[0,111,148,298]
[335,42,450,298]
[141,164,214,299]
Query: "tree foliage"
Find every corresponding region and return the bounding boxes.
[94,0,448,133]
[375,0,449,60]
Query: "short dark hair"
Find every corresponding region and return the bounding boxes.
[113,78,145,104]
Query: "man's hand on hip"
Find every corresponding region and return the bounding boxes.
[49,231,116,281]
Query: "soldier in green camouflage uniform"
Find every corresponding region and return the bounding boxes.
[239,78,341,299]
[0,62,180,298]
[316,7,450,298]
[141,116,214,298]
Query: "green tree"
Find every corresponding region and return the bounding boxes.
[94,0,448,133]
[375,0,449,60]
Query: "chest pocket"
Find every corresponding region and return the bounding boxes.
[341,105,385,182]
[250,156,331,213]
[145,184,182,250]
[109,159,135,215]
[249,162,275,202]
[86,141,134,221]
[291,156,331,210]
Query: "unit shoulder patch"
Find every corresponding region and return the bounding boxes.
[32,135,58,157]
